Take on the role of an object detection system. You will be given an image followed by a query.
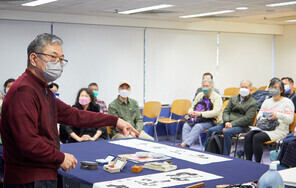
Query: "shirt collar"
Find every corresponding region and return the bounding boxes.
[117,96,130,104]
[26,69,48,88]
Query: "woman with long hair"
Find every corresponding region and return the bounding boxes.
[66,88,107,143]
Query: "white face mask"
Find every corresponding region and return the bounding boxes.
[284,84,291,94]
[239,88,250,97]
[119,89,130,98]
[5,88,9,94]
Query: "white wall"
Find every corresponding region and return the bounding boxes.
[218,33,273,91]
[53,23,144,105]
[0,20,51,94]
[275,25,296,81]
[145,29,217,104]
[1,17,293,106]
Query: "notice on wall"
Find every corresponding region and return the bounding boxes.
[109,139,231,165]
[93,168,223,188]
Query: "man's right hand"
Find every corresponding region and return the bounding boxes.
[116,118,139,136]
[60,153,77,171]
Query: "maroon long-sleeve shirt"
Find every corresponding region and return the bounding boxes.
[0,69,118,184]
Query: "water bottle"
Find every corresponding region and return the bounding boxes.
[258,161,285,188]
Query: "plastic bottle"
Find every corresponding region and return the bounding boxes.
[258,161,285,188]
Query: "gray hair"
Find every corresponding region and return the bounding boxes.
[240,80,252,89]
[202,78,214,86]
[27,33,63,67]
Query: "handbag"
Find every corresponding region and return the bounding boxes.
[256,117,279,131]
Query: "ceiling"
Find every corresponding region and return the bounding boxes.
[1,0,296,25]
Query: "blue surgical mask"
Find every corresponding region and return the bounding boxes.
[202,87,211,95]
[284,84,291,94]
[93,90,98,98]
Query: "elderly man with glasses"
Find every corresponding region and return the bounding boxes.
[0,33,139,188]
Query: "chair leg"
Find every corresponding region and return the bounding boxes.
[174,122,180,146]
[154,125,158,142]
[199,135,203,150]
[165,124,169,140]
[234,136,239,157]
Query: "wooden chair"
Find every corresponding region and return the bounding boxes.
[142,101,162,141]
[258,86,267,90]
[223,87,239,99]
[223,100,229,110]
[293,88,296,93]
[106,126,112,139]
[158,99,191,145]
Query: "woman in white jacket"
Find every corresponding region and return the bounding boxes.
[244,78,294,163]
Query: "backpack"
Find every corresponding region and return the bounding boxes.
[187,97,214,125]
[205,132,224,154]
[251,90,270,111]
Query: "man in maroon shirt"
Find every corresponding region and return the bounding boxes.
[0,33,139,188]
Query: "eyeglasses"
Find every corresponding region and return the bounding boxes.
[36,53,68,67]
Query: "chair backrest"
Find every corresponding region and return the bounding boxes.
[294,88,296,93]
[258,86,267,90]
[289,113,296,132]
[223,100,229,110]
[170,99,191,116]
[224,87,239,96]
[106,126,112,134]
[142,101,162,119]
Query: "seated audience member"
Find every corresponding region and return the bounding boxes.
[108,81,154,140]
[281,77,296,113]
[278,129,296,168]
[244,78,294,163]
[49,82,59,98]
[65,88,108,142]
[178,79,222,147]
[193,72,220,101]
[3,78,15,98]
[206,80,258,156]
[88,82,108,114]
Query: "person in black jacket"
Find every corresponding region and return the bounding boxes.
[65,88,108,142]
[281,77,296,113]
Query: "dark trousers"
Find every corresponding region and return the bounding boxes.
[244,131,270,163]
[4,180,57,188]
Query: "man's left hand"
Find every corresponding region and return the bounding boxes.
[116,118,139,136]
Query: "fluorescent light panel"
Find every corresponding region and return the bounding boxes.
[118,4,174,14]
[22,0,58,7]
[180,10,235,18]
[285,19,296,22]
[236,7,248,10]
[266,1,296,7]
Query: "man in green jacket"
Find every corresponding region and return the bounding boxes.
[206,80,258,155]
[108,81,154,140]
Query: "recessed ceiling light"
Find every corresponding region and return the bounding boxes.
[285,19,296,22]
[118,4,174,14]
[236,7,248,10]
[179,10,235,19]
[22,0,58,7]
[266,1,296,7]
